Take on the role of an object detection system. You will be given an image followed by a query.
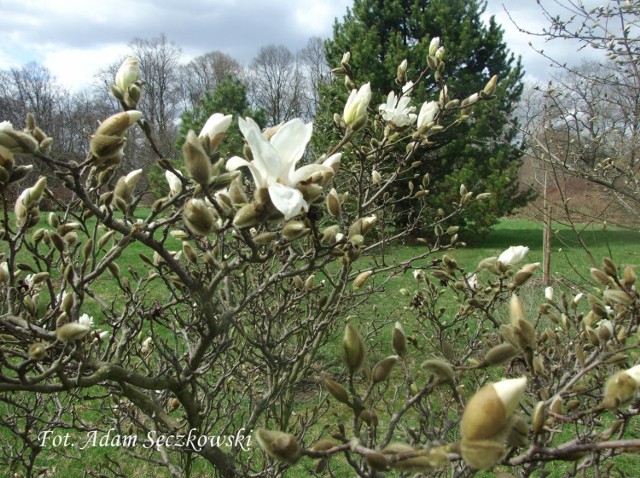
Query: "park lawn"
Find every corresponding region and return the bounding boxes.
[2,217,640,476]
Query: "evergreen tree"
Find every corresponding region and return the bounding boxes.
[321,0,531,239]
[177,75,266,158]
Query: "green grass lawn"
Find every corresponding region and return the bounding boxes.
[2,216,640,477]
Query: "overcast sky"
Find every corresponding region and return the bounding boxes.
[0,0,604,91]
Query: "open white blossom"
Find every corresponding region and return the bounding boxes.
[79,313,94,328]
[379,91,417,128]
[498,246,529,266]
[227,117,338,220]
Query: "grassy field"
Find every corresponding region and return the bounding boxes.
[3,217,640,477]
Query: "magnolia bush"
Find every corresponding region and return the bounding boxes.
[0,43,638,478]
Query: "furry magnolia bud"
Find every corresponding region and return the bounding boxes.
[461,377,527,442]
[372,355,398,383]
[183,130,212,186]
[254,429,301,464]
[343,323,366,371]
[28,342,47,360]
[56,322,91,342]
[183,199,216,236]
[324,378,350,404]
[96,111,142,137]
[392,321,407,357]
[353,270,372,290]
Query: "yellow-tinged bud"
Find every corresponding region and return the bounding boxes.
[229,177,248,205]
[343,323,366,371]
[56,322,91,342]
[353,270,372,290]
[513,262,540,286]
[96,111,142,137]
[254,428,301,464]
[282,220,309,241]
[372,355,398,383]
[253,231,278,245]
[483,75,498,95]
[28,342,47,360]
[461,377,527,441]
[532,401,546,433]
[324,378,350,404]
[183,130,212,186]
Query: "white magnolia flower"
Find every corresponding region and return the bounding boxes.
[125,169,143,189]
[79,313,94,328]
[402,80,414,95]
[545,286,554,301]
[199,113,233,140]
[429,37,440,56]
[115,57,139,93]
[379,91,417,128]
[626,364,640,385]
[498,245,529,266]
[343,83,371,128]
[165,170,183,196]
[413,269,424,281]
[227,117,336,220]
[417,101,439,130]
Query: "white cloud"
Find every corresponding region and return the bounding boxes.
[43,44,130,92]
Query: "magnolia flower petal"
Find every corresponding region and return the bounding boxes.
[227,156,266,188]
[268,181,308,220]
[199,113,233,139]
[270,119,313,181]
[239,117,280,180]
[493,376,527,417]
[289,164,333,186]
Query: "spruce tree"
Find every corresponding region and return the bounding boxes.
[321,0,530,239]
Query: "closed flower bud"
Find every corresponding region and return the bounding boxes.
[428,36,440,56]
[183,130,212,186]
[481,343,520,368]
[591,268,611,286]
[343,323,366,371]
[115,57,139,94]
[372,355,398,383]
[233,203,259,229]
[604,289,633,305]
[622,265,636,287]
[28,342,47,360]
[392,322,407,357]
[343,83,371,130]
[324,378,350,404]
[513,262,540,286]
[421,359,455,386]
[183,199,216,236]
[326,188,341,217]
[603,257,618,278]
[353,270,372,290]
[461,377,527,441]
[282,220,309,241]
[254,428,301,464]
[199,113,232,152]
[56,322,91,342]
[532,401,546,433]
[96,111,142,137]
[483,75,498,95]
